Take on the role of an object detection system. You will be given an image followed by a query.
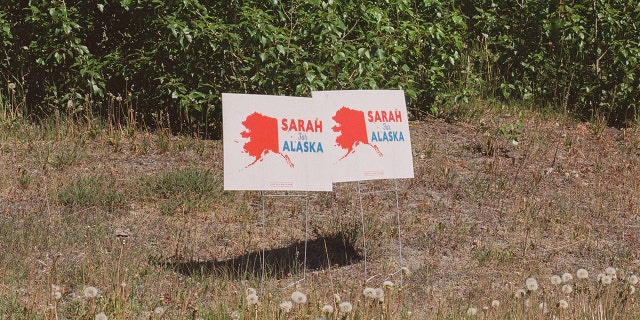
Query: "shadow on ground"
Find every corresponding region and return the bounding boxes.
[152,232,362,278]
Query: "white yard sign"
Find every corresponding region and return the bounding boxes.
[312,90,414,182]
[222,93,333,191]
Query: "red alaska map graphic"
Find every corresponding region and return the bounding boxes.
[332,106,382,160]
[241,112,294,168]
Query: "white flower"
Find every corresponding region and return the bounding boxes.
[550,275,562,285]
[374,288,384,302]
[8,82,16,90]
[601,275,613,285]
[83,286,98,299]
[279,301,293,313]
[491,300,500,308]
[562,284,573,294]
[525,278,539,291]
[597,273,605,282]
[559,299,569,309]
[154,306,164,315]
[321,304,334,314]
[291,290,307,304]
[382,280,394,289]
[230,310,241,320]
[95,312,108,320]
[246,287,257,296]
[246,293,259,305]
[338,301,353,313]
[514,289,527,299]
[576,268,589,279]
[466,307,477,316]
[363,287,376,299]
[605,267,617,278]
[53,291,62,300]
[628,275,639,285]
[562,272,573,282]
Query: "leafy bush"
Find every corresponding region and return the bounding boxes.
[1,0,639,134]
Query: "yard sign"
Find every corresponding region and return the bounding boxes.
[312,90,414,182]
[222,93,333,191]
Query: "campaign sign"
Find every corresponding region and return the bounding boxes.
[312,90,414,182]
[223,93,333,191]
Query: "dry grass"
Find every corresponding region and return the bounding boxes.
[1,98,640,319]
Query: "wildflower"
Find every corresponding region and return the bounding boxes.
[525,277,539,291]
[246,287,257,296]
[246,293,259,305]
[466,307,477,316]
[363,287,376,299]
[491,300,500,308]
[605,267,617,278]
[562,284,573,294]
[374,288,384,302]
[230,310,241,320]
[8,82,16,90]
[628,275,639,285]
[601,275,613,285]
[514,289,527,299]
[338,301,353,313]
[559,299,569,309]
[550,275,562,285]
[153,306,164,315]
[576,268,589,280]
[95,312,108,320]
[562,272,573,282]
[596,273,605,282]
[291,290,307,304]
[321,304,334,314]
[83,286,98,299]
[279,301,293,313]
[383,280,394,289]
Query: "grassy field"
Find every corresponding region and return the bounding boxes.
[1,100,640,319]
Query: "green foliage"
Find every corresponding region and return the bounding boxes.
[1,0,639,134]
[58,175,125,210]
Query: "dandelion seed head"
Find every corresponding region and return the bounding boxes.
[382,280,394,289]
[321,304,334,314]
[550,275,562,285]
[576,268,589,279]
[514,289,527,299]
[279,301,293,313]
[601,275,613,285]
[628,275,639,285]
[246,287,257,296]
[562,284,573,294]
[53,291,62,300]
[466,307,477,316]
[95,312,108,320]
[338,301,353,313]
[83,286,98,299]
[246,293,259,305]
[153,306,164,315]
[291,290,307,304]
[605,267,617,277]
[374,288,384,302]
[491,300,500,308]
[230,310,241,320]
[525,278,539,291]
[562,272,573,282]
[363,287,376,299]
[8,82,16,90]
[630,285,636,295]
[597,273,605,282]
[559,299,569,309]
